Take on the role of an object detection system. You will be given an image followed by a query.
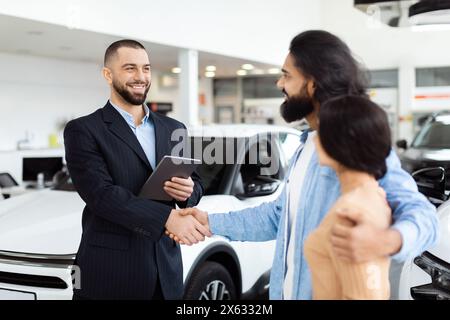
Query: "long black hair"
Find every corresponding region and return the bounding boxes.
[318,95,391,180]
[289,30,368,104]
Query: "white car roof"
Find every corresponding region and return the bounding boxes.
[188,124,301,138]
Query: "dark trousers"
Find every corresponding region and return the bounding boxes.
[72,277,164,300]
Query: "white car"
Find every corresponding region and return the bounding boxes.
[397,167,450,300]
[0,125,301,300]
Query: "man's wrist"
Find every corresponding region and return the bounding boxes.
[382,227,403,256]
[164,209,177,229]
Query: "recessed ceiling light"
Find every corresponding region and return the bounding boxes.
[205,65,216,72]
[205,71,215,78]
[268,68,281,74]
[237,70,247,76]
[27,31,43,36]
[242,64,254,70]
[251,69,265,75]
[172,67,181,74]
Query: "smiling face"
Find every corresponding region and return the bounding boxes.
[276,53,316,123]
[103,47,151,106]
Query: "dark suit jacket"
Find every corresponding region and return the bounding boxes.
[64,101,203,300]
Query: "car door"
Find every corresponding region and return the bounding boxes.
[225,131,301,291]
[232,131,301,207]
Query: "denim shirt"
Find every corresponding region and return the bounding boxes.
[208,143,440,300]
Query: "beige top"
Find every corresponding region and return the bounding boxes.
[304,180,392,300]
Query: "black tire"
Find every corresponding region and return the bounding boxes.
[184,261,238,300]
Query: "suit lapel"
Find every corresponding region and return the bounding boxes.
[102,102,152,169]
[149,111,167,166]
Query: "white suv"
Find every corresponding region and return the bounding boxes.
[0,125,301,300]
[397,167,450,300]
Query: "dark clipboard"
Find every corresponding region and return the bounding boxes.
[139,155,201,201]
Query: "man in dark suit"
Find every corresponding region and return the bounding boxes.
[64,39,210,300]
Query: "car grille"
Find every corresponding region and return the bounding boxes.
[0,271,68,289]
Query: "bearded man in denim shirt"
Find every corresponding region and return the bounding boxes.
[171,30,439,300]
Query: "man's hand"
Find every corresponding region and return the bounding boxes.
[165,208,210,245]
[330,208,402,263]
[165,209,211,246]
[163,177,194,202]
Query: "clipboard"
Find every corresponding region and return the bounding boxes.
[139,155,201,201]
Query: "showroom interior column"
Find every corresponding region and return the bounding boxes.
[398,62,415,143]
[178,49,199,126]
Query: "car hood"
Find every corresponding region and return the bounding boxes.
[0,191,242,256]
[402,147,450,163]
[0,190,84,255]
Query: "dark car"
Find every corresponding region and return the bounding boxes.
[397,111,450,192]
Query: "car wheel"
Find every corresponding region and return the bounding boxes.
[184,261,237,300]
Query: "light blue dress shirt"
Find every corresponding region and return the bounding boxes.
[110,101,156,169]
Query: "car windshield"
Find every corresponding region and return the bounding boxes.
[412,120,450,149]
[54,136,270,196]
[189,137,237,195]
[53,175,76,191]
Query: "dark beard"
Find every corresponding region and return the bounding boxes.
[280,88,315,123]
[113,80,150,105]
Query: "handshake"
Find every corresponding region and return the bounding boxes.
[164,208,212,245]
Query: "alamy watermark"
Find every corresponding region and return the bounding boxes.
[170,129,281,176]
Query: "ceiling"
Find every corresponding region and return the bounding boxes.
[354,0,450,27]
[0,14,279,78]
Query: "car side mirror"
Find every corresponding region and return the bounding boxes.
[242,176,281,198]
[396,139,408,150]
[412,167,447,206]
[417,115,430,127]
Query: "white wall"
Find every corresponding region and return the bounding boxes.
[0,0,322,66]
[0,52,214,151]
[0,52,107,151]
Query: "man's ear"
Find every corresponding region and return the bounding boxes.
[102,67,113,85]
[307,80,316,98]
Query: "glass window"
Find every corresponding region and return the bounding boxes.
[412,118,450,149]
[368,69,398,88]
[189,137,236,195]
[416,67,450,87]
[243,76,283,99]
[214,79,237,97]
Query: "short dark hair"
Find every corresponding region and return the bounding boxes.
[318,95,391,180]
[104,39,146,66]
[289,30,368,104]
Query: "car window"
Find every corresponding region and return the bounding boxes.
[195,162,233,195]
[232,137,282,197]
[240,142,271,181]
[53,176,76,191]
[412,120,450,149]
[189,137,235,195]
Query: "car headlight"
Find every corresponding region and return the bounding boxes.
[411,251,450,300]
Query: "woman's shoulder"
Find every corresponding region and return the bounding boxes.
[335,182,391,226]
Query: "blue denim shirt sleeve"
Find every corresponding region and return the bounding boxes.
[380,150,440,262]
[208,187,285,242]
